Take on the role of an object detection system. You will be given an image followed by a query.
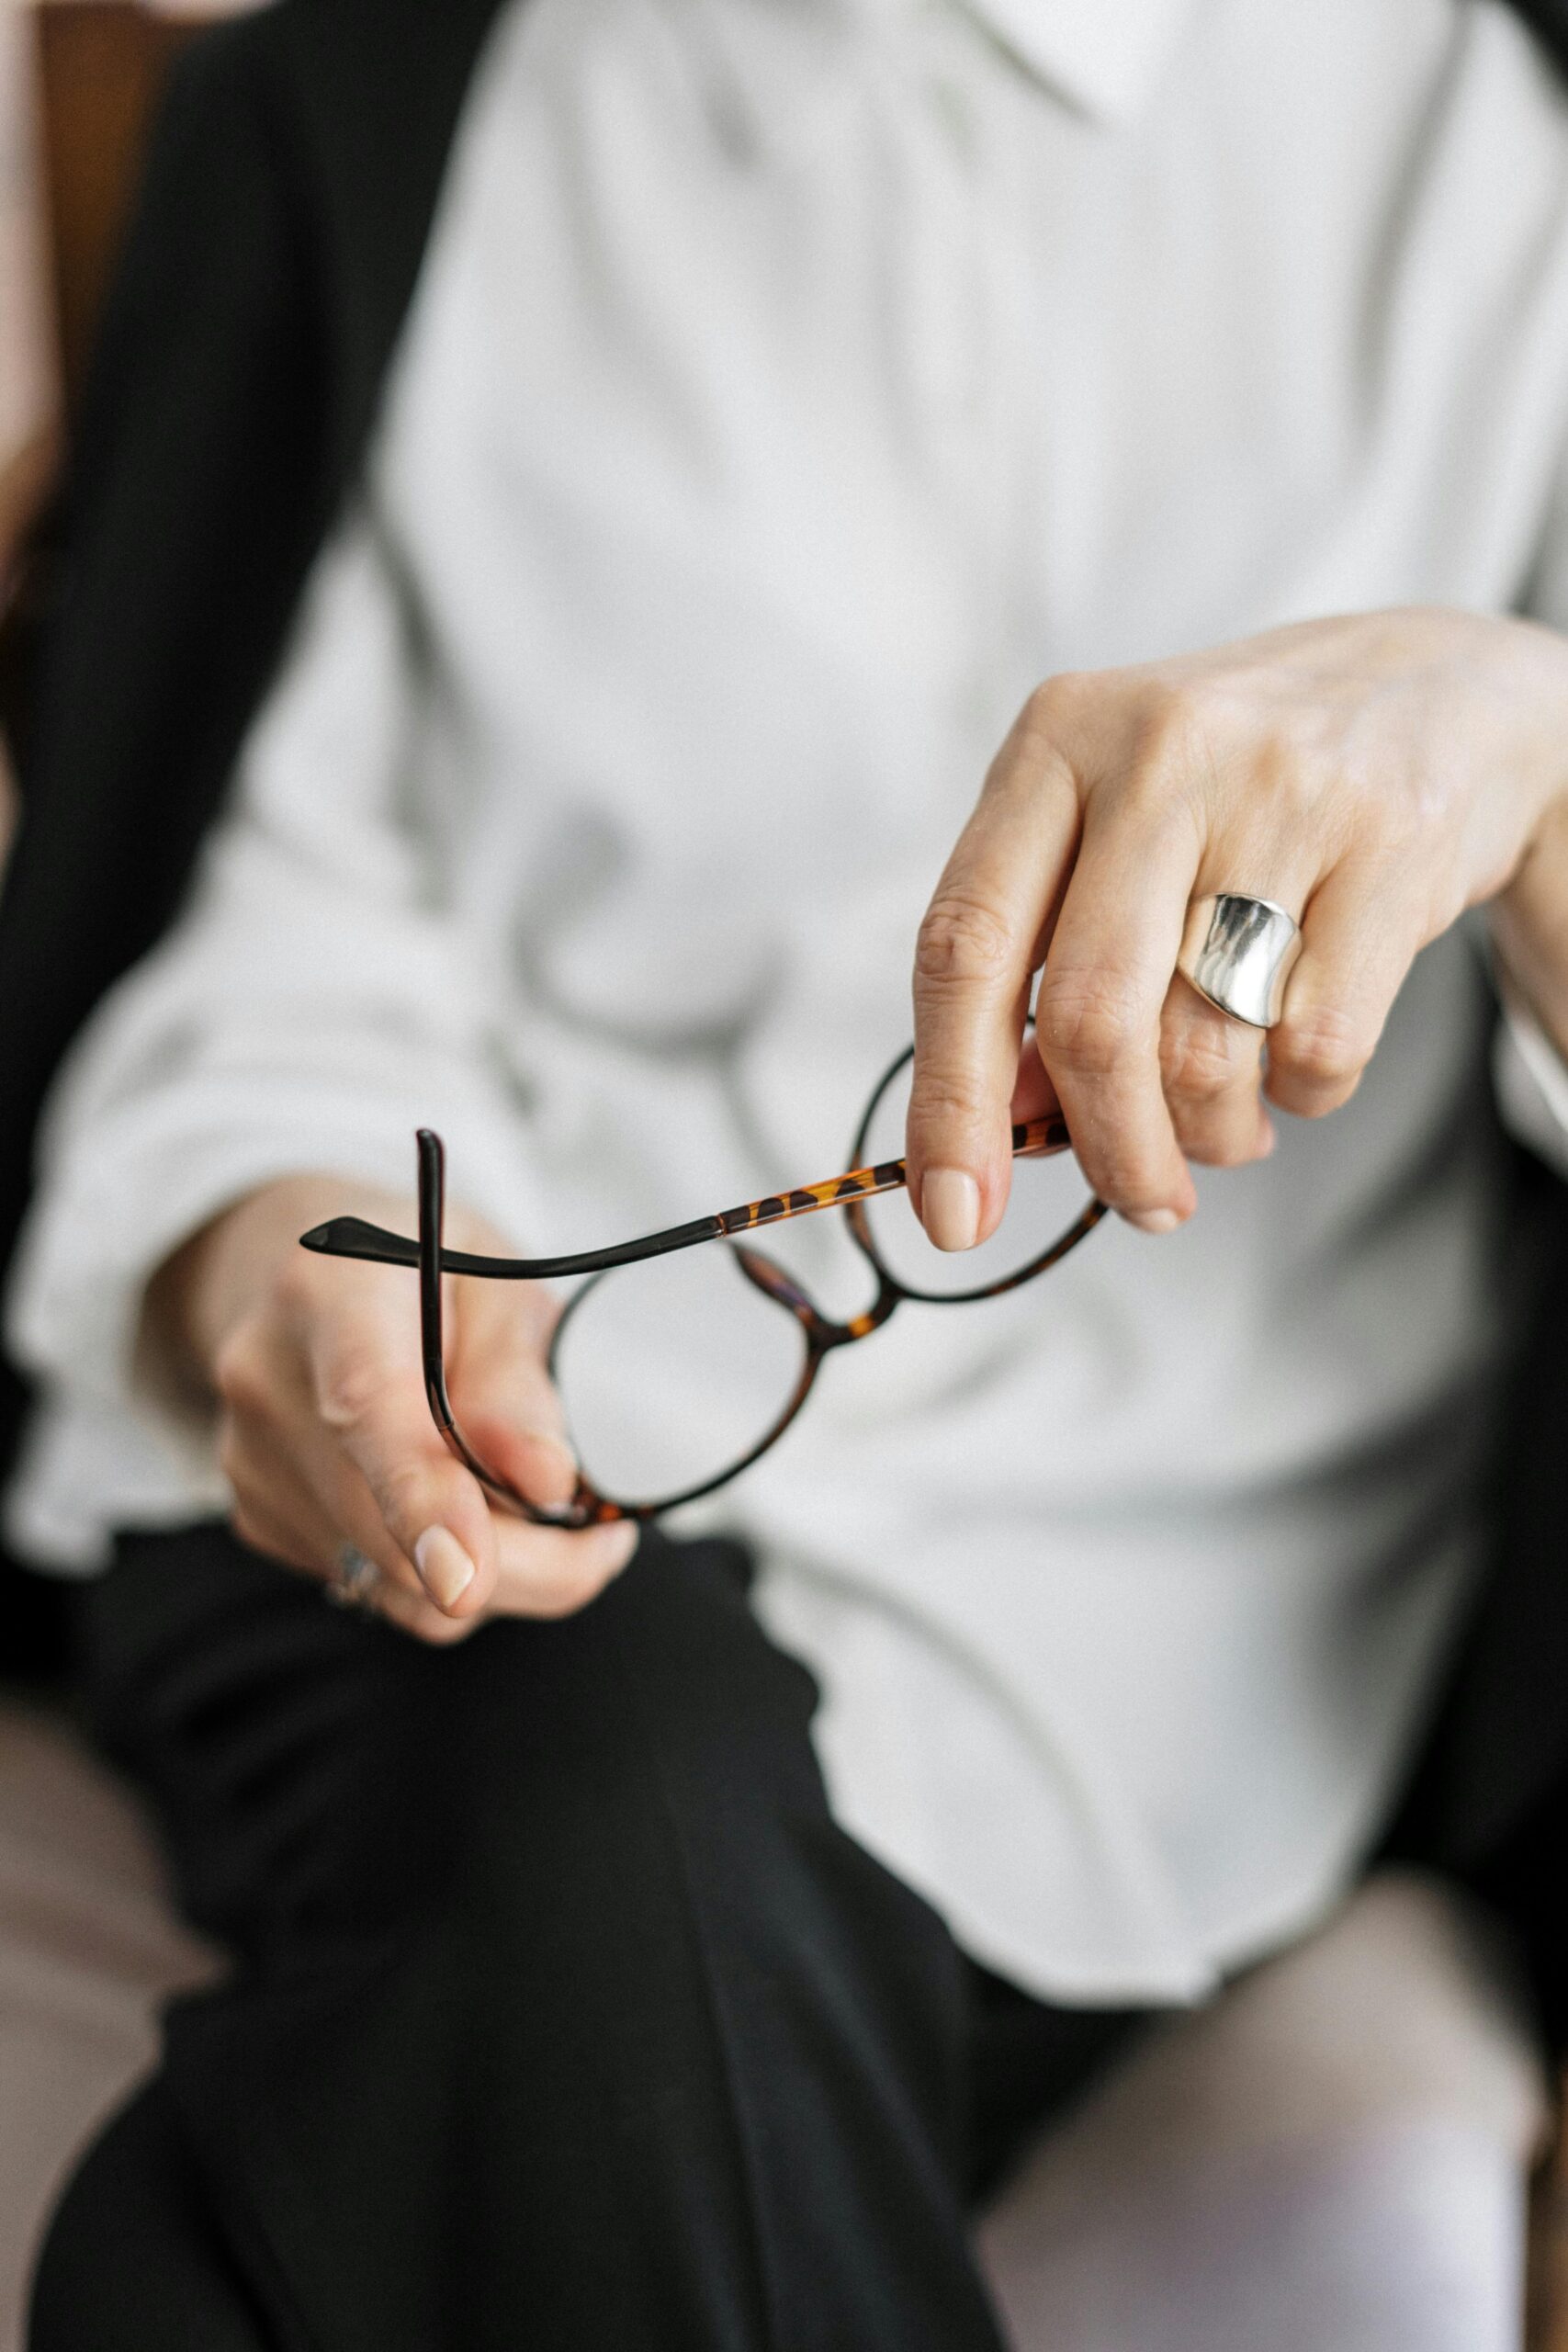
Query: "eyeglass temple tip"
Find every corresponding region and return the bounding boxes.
[298,1216,422,1269]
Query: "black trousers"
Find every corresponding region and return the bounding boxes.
[29,1522,1146,2352]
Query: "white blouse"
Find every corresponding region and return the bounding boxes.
[9,0,1568,2002]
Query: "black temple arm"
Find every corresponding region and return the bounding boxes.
[299,1211,725,1282]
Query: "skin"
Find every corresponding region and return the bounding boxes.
[150,1176,636,1644]
[152,605,1568,1640]
[906,608,1568,1250]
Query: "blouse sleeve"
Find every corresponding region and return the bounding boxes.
[5,503,540,1440]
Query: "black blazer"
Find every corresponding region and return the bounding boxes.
[1,0,1565,2007]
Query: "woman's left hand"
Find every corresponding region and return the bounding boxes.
[906,607,1568,1245]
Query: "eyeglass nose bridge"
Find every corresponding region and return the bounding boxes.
[731,1241,817,1318]
[731,1238,904,1351]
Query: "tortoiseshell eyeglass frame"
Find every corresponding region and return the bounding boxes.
[299,1040,1107,1529]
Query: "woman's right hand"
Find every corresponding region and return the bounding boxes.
[145,1175,637,1642]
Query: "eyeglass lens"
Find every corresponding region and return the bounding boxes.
[847,1043,1096,1303]
[546,1038,1097,1512]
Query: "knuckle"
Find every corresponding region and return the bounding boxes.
[914,895,1017,993]
[1291,753,1337,833]
[211,1324,270,1418]
[1128,679,1210,778]
[1036,965,1146,1077]
[1246,730,1315,819]
[1092,1146,1170,1212]
[906,1073,991,1144]
[1019,670,1088,744]
[375,1459,438,1537]
[1359,785,1424,861]
[1161,1018,1250,1104]
[271,1250,328,1320]
[1272,1001,1371,1093]
[315,1343,397,1434]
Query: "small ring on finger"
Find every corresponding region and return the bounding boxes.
[324,1541,382,1611]
[1178,893,1302,1029]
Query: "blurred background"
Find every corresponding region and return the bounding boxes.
[0,0,257,845]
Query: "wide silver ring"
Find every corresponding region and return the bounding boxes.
[1178,893,1302,1029]
[325,1542,381,1611]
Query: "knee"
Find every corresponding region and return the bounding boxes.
[238,1530,818,1954]
[1226,2115,1529,2351]
[432,1533,821,1881]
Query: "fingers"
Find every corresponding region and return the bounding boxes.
[310,1294,637,1626]
[1032,786,1201,1228]
[432,1274,638,1615]
[228,1456,486,1646]
[220,1361,491,1614]
[446,1275,578,1513]
[352,1521,637,1640]
[1009,1038,1061,1124]
[224,1363,637,1638]
[488,1515,640,1618]
[1267,855,1422,1119]
[909,624,1476,1242]
[908,724,1081,1246]
[1160,979,1274,1166]
[367,1577,484,1644]
[214,1239,636,1645]
[230,1453,481,1645]
[911,691,1284,1232]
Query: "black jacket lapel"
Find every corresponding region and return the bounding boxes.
[0,0,512,1490]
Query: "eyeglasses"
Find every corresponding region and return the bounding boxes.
[299,1036,1105,1528]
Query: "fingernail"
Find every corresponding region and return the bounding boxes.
[414,1525,476,1610]
[922,1169,981,1251]
[1125,1207,1181,1236]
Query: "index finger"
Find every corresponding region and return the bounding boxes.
[908,737,1080,1249]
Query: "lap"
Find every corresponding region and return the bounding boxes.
[82,1519,824,1958]
[43,1523,1547,2351]
[45,1520,1122,2352]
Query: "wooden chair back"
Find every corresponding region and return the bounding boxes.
[34,3,209,414]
